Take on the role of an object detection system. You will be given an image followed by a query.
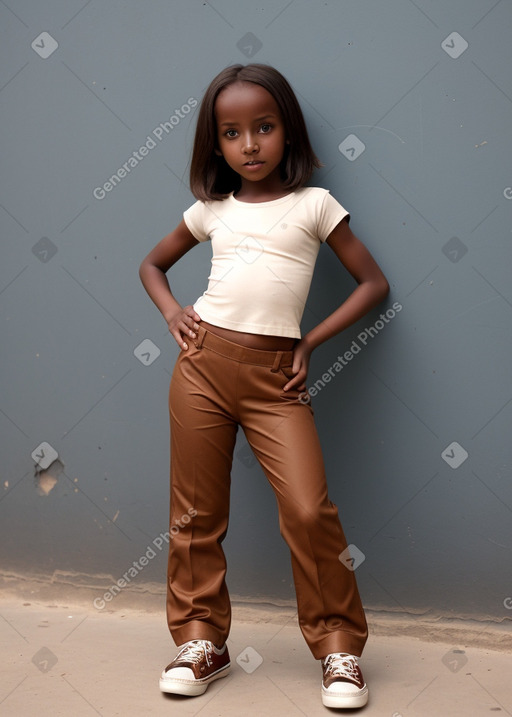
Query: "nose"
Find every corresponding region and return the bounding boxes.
[241,133,259,153]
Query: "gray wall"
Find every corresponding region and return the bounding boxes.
[1,0,511,624]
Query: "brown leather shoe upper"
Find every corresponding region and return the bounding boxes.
[164,640,230,680]
[322,653,365,690]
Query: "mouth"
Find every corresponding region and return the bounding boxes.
[244,160,264,166]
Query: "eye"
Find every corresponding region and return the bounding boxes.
[259,123,272,134]
[224,129,238,138]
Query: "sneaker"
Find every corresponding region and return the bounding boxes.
[159,639,230,696]
[321,652,368,709]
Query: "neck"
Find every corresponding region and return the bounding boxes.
[235,175,289,203]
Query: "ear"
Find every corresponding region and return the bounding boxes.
[214,148,223,156]
[285,139,290,145]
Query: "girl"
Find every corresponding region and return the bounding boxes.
[139,64,389,710]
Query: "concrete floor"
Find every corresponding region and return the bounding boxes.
[0,597,510,717]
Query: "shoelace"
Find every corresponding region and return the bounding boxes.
[176,640,213,667]
[323,653,360,683]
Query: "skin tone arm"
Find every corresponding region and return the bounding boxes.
[283,217,390,393]
[139,220,202,351]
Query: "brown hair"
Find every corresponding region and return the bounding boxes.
[189,64,322,201]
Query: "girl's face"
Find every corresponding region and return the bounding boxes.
[214,81,287,192]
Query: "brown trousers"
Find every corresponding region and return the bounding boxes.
[166,325,368,659]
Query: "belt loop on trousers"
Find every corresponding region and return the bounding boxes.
[271,351,284,372]
[194,324,206,349]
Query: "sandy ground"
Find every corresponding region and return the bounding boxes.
[0,594,510,717]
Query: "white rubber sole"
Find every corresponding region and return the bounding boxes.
[159,664,230,696]
[321,683,369,709]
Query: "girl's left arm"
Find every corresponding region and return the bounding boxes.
[284,217,389,391]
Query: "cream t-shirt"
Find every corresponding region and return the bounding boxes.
[183,187,349,338]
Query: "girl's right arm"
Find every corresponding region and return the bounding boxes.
[139,219,202,350]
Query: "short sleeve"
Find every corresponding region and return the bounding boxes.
[317,191,350,242]
[183,200,210,242]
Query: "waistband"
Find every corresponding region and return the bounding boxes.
[193,325,294,371]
